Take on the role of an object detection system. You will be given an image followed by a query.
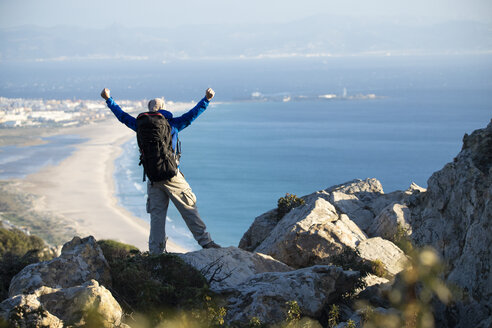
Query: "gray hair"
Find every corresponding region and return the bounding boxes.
[148,98,165,112]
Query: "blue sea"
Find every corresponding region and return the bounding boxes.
[0,135,85,180]
[1,55,491,249]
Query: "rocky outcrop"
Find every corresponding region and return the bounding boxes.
[409,120,492,327]
[2,236,123,327]
[178,246,292,292]
[0,292,64,328]
[179,248,366,325]
[240,178,396,253]
[254,196,367,268]
[2,121,489,327]
[9,236,111,297]
[1,280,122,327]
[368,203,412,240]
[239,209,279,252]
[224,265,359,324]
[357,237,408,277]
[328,178,386,231]
[240,179,411,278]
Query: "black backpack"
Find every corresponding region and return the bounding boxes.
[136,112,179,182]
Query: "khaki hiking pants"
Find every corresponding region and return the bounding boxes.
[146,171,212,254]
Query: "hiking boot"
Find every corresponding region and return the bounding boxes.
[203,241,221,249]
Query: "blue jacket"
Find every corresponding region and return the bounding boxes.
[106,97,210,151]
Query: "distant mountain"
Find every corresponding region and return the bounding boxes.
[1,15,491,62]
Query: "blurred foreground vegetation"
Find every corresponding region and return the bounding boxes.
[0,225,455,327]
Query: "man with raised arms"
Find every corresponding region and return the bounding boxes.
[101,87,220,253]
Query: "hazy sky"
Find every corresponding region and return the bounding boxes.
[1,0,492,28]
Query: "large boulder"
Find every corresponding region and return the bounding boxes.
[224,265,359,325]
[367,183,425,240]
[240,179,417,269]
[0,292,63,328]
[328,178,385,230]
[240,179,393,253]
[239,209,279,252]
[1,280,123,328]
[9,236,111,297]
[368,203,412,240]
[254,196,367,268]
[356,237,409,277]
[410,120,492,327]
[178,246,292,292]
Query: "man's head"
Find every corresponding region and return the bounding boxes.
[148,98,165,112]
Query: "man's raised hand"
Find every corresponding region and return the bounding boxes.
[206,88,215,101]
[100,88,110,100]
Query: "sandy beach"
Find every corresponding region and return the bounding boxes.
[21,119,187,253]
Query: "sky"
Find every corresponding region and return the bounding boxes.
[1,0,492,29]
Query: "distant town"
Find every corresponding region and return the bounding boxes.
[0,97,147,128]
[0,93,379,128]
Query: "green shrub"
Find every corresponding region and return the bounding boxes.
[277,194,305,219]
[393,224,414,254]
[0,228,52,302]
[97,240,222,327]
[0,228,45,258]
[329,247,372,298]
[97,239,139,262]
[327,304,340,328]
[285,300,301,322]
[249,316,265,328]
[370,259,387,278]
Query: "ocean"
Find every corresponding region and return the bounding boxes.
[0,135,85,180]
[1,55,491,249]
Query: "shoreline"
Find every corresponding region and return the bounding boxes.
[19,120,188,253]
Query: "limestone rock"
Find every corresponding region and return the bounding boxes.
[225,265,359,325]
[240,179,419,269]
[356,274,391,308]
[238,209,279,251]
[9,236,111,297]
[1,280,122,328]
[239,179,388,253]
[0,292,63,328]
[328,178,385,230]
[41,280,122,327]
[255,196,367,268]
[410,120,492,327]
[368,203,412,240]
[356,237,408,277]
[178,246,292,292]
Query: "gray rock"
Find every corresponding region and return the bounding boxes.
[178,246,292,292]
[40,280,123,327]
[238,209,279,252]
[255,196,367,268]
[410,120,492,327]
[0,292,63,328]
[328,178,384,231]
[240,179,417,269]
[9,236,111,297]
[239,179,391,254]
[368,203,412,240]
[356,237,408,277]
[1,280,122,328]
[225,265,359,325]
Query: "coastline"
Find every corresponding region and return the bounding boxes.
[19,119,188,253]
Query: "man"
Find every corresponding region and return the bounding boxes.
[101,87,220,253]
